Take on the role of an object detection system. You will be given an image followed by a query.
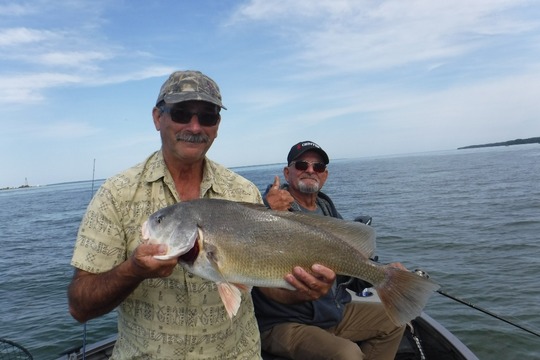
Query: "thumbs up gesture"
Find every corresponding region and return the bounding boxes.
[265,176,295,211]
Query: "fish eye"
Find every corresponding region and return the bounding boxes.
[156,215,163,224]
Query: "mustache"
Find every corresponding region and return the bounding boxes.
[175,132,210,143]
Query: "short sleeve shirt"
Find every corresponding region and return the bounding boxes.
[71,151,263,359]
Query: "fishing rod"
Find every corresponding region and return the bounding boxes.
[91,158,96,196]
[413,270,540,338]
[82,158,96,360]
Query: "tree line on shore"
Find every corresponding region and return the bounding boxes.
[458,137,540,150]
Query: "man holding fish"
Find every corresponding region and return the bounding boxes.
[254,141,407,360]
[67,71,336,359]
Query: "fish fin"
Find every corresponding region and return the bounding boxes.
[236,201,377,258]
[235,202,270,210]
[204,244,247,318]
[217,282,242,319]
[271,211,377,258]
[375,266,440,325]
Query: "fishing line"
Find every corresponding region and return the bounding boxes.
[436,289,540,338]
[413,269,540,338]
[82,322,87,360]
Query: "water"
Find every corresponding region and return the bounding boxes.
[1,145,539,359]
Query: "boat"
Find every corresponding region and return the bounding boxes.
[55,314,477,360]
[55,290,478,360]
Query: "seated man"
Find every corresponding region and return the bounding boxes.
[252,141,405,360]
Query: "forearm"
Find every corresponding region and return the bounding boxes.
[68,259,143,323]
[69,242,178,323]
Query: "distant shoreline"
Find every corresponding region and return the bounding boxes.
[0,184,32,191]
[3,141,539,190]
[458,137,540,150]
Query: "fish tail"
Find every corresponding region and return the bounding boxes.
[375,266,440,326]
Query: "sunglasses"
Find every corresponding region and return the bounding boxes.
[290,160,327,173]
[159,106,220,127]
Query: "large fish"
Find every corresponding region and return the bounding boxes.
[141,198,439,325]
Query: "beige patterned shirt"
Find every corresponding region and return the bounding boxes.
[71,150,263,359]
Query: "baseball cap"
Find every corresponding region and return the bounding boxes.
[287,141,330,165]
[156,70,226,109]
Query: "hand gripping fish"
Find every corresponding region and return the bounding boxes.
[141,198,440,325]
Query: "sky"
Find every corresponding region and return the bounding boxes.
[1,0,540,187]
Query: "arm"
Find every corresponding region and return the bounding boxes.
[258,264,336,304]
[68,243,177,323]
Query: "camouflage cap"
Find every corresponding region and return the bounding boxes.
[156,70,226,109]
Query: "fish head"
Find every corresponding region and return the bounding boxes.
[141,203,199,260]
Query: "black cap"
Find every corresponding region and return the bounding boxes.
[287,141,330,165]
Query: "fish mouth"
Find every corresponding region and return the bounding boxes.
[150,226,201,261]
[140,220,163,246]
[141,220,150,241]
[178,240,200,264]
[178,227,203,264]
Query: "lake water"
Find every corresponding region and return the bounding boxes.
[1,145,539,359]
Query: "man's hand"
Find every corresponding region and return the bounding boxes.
[265,176,295,211]
[258,264,336,304]
[130,243,179,279]
[285,264,336,301]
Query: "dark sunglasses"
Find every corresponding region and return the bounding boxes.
[290,160,327,173]
[159,106,220,127]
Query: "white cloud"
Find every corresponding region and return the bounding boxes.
[0,3,34,16]
[229,0,540,76]
[0,72,81,104]
[0,27,56,46]
[37,121,102,139]
[87,66,177,86]
[37,51,112,67]
[4,120,101,139]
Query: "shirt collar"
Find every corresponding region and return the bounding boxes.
[143,150,226,198]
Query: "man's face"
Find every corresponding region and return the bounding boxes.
[284,151,328,194]
[153,100,220,164]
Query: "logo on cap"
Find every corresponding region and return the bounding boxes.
[287,141,329,164]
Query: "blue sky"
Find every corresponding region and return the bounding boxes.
[1,0,539,187]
